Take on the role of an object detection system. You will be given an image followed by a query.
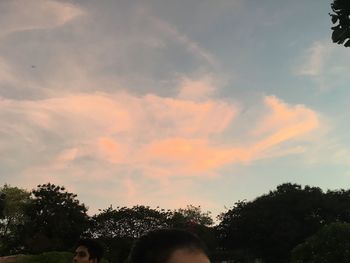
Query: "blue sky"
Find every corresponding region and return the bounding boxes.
[1,0,350,217]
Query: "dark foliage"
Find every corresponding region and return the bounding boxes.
[21,183,89,253]
[0,185,31,255]
[217,183,350,262]
[87,205,170,263]
[291,222,350,262]
[0,192,5,219]
[3,181,350,262]
[87,205,216,263]
[330,0,350,46]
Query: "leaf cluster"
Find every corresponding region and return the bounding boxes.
[330,0,350,46]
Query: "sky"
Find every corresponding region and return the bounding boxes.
[1,0,350,217]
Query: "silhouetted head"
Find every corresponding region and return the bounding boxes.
[128,228,210,263]
[73,239,103,263]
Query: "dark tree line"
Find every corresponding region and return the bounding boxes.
[2,182,350,262]
[217,183,350,262]
[0,184,214,263]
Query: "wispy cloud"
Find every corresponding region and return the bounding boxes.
[0,0,84,37]
[146,12,220,68]
[295,40,350,90]
[296,41,329,77]
[0,88,322,212]
[1,87,320,182]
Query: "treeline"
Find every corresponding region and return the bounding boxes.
[2,183,350,262]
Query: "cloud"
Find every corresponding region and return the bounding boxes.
[177,76,217,101]
[0,0,84,37]
[250,96,320,159]
[295,40,350,90]
[295,42,329,77]
[0,88,320,181]
[146,12,219,68]
[0,75,323,213]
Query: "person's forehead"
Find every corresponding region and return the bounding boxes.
[76,246,89,253]
[166,249,210,263]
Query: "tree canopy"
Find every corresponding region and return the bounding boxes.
[89,205,170,239]
[0,192,5,219]
[22,183,89,253]
[0,185,31,255]
[291,222,350,262]
[169,205,213,228]
[217,183,350,262]
[330,0,350,46]
[87,204,215,263]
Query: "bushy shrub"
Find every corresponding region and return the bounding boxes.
[18,251,108,263]
[18,252,73,263]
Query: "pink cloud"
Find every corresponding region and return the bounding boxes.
[141,94,237,137]
[177,77,216,100]
[253,96,319,150]
[55,148,79,163]
[1,91,320,183]
[97,137,128,164]
[142,138,227,174]
[0,89,324,217]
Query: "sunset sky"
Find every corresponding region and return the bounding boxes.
[1,0,350,217]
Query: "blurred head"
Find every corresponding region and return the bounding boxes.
[128,228,210,263]
[73,239,103,263]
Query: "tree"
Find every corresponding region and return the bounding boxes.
[291,223,350,262]
[0,185,31,237]
[168,205,217,254]
[217,183,328,262]
[330,0,350,47]
[0,192,4,219]
[90,205,170,239]
[88,205,217,263]
[22,183,89,253]
[217,183,350,262]
[88,205,170,263]
[0,184,31,255]
[169,205,213,228]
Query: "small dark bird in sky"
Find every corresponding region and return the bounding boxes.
[31,65,36,68]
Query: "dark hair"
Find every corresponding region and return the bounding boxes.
[76,239,104,262]
[128,228,208,263]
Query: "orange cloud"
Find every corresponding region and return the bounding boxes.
[1,91,320,182]
[252,96,319,153]
[142,94,236,137]
[142,138,226,172]
[141,138,251,178]
[1,89,323,218]
[98,137,127,164]
[177,77,216,100]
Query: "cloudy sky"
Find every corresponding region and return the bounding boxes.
[1,0,350,216]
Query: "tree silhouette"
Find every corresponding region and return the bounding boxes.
[88,205,170,263]
[0,185,31,255]
[330,0,350,47]
[22,183,89,253]
[217,183,342,262]
[0,192,4,219]
[291,223,350,262]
